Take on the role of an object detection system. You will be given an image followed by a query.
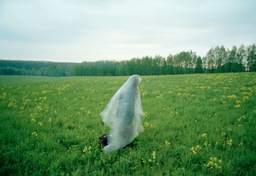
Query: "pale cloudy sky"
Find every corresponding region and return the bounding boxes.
[0,0,255,62]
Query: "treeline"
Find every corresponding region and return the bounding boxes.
[0,44,255,76]
[0,61,76,76]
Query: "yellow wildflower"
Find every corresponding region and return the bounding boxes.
[234,104,241,108]
[141,158,146,164]
[30,118,36,122]
[143,122,153,128]
[48,118,52,123]
[227,95,237,99]
[226,139,233,146]
[83,146,92,153]
[204,141,211,147]
[201,133,207,138]
[204,157,222,170]
[165,140,170,145]
[191,145,201,154]
[31,131,38,136]
[38,122,43,126]
[235,100,241,104]
[243,96,249,101]
[152,151,156,160]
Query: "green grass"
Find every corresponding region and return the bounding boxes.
[0,73,256,175]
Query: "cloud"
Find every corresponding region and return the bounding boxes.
[0,0,256,62]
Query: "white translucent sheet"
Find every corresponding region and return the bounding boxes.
[100,75,144,152]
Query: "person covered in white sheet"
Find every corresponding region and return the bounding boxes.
[100,75,144,152]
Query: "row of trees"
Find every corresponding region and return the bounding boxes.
[0,61,75,76]
[203,44,256,72]
[0,44,255,76]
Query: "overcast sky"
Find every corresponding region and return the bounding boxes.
[0,0,256,62]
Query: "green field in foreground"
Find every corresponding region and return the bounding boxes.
[0,73,256,175]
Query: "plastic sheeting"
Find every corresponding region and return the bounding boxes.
[100,75,144,152]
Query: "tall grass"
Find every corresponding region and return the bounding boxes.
[0,73,255,175]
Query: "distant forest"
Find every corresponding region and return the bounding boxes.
[1,44,255,76]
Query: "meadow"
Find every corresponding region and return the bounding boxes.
[0,73,255,175]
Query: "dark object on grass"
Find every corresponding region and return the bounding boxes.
[99,134,108,149]
[99,134,134,150]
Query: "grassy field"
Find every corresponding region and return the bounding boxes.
[0,73,256,175]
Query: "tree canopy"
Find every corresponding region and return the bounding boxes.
[0,44,255,76]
